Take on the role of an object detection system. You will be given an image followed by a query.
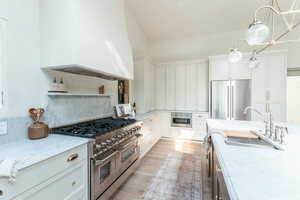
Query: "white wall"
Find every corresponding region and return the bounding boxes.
[0,0,118,118]
[125,6,152,104]
[0,0,46,118]
[125,6,150,60]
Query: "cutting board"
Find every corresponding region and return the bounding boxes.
[224,130,260,139]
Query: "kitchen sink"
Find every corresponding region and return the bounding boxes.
[225,136,274,149]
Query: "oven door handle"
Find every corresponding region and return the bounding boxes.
[94,151,118,166]
[119,140,137,152]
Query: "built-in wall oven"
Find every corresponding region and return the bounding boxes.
[171,112,192,128]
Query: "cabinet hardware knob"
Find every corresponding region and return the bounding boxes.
[72,181,76,187]
[67,153,79,162]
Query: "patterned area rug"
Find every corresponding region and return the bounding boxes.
[110,139,206,200]
[142,151,202,200]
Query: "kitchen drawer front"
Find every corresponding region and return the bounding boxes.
[0,144,87,200]
[15,162,88,200]
[193,113,208,131]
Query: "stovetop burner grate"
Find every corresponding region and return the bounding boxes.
[51,117,137,138]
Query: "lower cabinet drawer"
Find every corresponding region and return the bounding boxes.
[0,144,87,200]
[14,162,88,200]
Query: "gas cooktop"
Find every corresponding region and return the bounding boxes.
[51,117,137,138]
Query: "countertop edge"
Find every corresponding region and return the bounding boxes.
[0,135,91,171]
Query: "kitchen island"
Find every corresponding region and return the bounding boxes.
[207,119,300,200]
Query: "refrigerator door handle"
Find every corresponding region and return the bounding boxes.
[227,85,230,120]
[231,85,234,120]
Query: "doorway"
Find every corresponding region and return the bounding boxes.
[287,68,300,124]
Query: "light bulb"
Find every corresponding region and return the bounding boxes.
[228,49,243,63]
[246,20,270,46]
[249,56,260,69]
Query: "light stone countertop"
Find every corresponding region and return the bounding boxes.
[207,119,300,200]
[0,135,90,171]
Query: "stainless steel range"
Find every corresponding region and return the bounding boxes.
[51,117,143,200]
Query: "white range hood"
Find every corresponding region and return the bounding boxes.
[40,0,134,80]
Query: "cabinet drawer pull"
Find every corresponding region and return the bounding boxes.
[72,181,76,187]
[0,190,3,196]
[67,153,79,162]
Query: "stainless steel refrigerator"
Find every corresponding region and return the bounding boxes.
[211,80,251,120]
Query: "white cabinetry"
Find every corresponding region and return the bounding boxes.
[166,66,176,110]
[175,65,186,110]
[134,58,155,114]
[209,55,252,80]
[192,112,209,140]
[140,112,162,157]
[155,60,209,111]
[40,0,133,79]
[158,111,208,141]
[251,51,287,121]
[155,66,166,110]
[1,144,88,200]
[209,51,287,122]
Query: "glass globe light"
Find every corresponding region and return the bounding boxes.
[245,20,270,46]
[228,49,243,63]
[249,56,260,69]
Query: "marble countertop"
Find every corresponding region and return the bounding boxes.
[0,135,90,171]
[207,119,300,200]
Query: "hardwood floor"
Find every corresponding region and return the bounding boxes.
[110,138,212,200]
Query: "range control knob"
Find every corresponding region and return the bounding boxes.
[101,142,107,146]
[106,139,113,144]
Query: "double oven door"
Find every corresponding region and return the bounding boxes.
[91,137,140,200]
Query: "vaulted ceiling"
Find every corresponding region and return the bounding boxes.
[126,0,293,41]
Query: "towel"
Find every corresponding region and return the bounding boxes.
[0,160,19,183]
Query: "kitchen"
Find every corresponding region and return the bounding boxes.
[1,0,300,200]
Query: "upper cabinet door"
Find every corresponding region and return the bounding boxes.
[209,55,251,81]
[186,65,198,111]
[229,60,252,80]
[40,0,133,80]
[175,65,186,110]
[209,57,230,81]
[166,66,176,110]
[155,65,166,110]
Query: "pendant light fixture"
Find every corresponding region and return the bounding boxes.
[229,0,300,69]
[245,20,270,46]
[245,0,300,50]
[248,50,260,69]
[228,48,243,63]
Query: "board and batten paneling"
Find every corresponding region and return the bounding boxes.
[175,64,186,110]
[155,60,209,111]
[165,65,176,110]
[251,51,287,122]
[155,65,166,109]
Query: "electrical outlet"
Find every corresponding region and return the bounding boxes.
[0,121,8,135]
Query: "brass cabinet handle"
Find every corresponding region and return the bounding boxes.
[67,153,79,162]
